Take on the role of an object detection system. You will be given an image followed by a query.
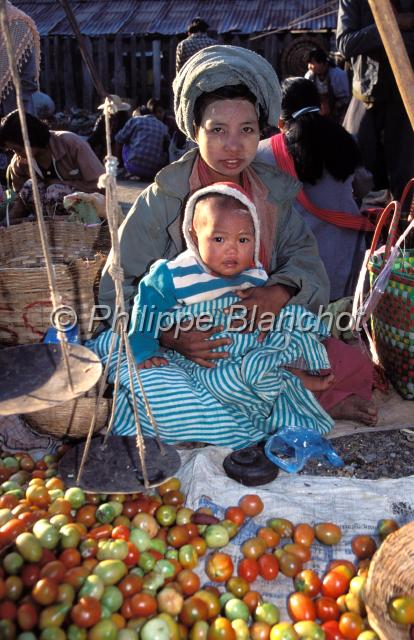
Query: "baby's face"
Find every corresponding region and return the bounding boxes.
[191,200,255,277]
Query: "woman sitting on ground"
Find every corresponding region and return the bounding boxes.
[257,77,373,302]
[0,110,104,221]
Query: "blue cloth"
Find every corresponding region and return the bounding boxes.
[128,250,268,363]
[115,114,169,177]
[89,299,334,449]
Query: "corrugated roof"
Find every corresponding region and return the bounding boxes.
[13,0,338,36]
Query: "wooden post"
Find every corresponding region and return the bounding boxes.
[152,39,161,100]
[139,37,147,103]
[368,0,414,130]
[82,36,93,111]
[114,33,125,96]
[42,38,51,96]
[130,35,137,103]
[63,38,76,108]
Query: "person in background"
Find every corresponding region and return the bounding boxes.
[305,47,350,122]
[337,0,414,200]
[175,18,217,73]
[115,100,170,181]
[257,77,373,302]
[0,110,104,221]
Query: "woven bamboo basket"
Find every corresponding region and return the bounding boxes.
[24,389,111,439]
[365,520,414,640]
[0,219,110,345]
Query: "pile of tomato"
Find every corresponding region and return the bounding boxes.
[0,449,408,640]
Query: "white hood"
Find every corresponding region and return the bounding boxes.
[182,182,261,269]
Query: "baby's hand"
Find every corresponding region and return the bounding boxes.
[136,356,168,369]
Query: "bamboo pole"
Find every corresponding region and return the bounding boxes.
[368,0,414,131]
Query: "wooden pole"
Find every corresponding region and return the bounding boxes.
[368,0,414,131]
[152,39,161,100]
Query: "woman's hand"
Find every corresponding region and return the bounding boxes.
[136,356,168,369]
[225,284,295,339]
[159,324,231,368]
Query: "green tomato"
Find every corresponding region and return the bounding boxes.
[140,617,170,640]
[255,602,280,626]
[17,633,38,640]
[0,620,16,640]
[357,632,379,640]
[15,532,42,562]
[165,549,178,560]
[176,508,194,525]
[0,508,13,527]
[129,567,144,578]
[220,592,235,608]
[224,599,250,622]
[117,631,139,640]
[142,570,165,595]
[293,621,325,640]
[38,603,71,629]
[139,551,156,573]
[220,519,239,539]
[101,585,123,612]
[2,457,19,469]
[189,620,209,640]
[59,524,81,549]
[97,539,129,561]
[78,574,105,600]
[99,605,113,619]
[32,519,60,550]
[96,501,123,524]
[231,619,250,640]
[1,480,21,493]
[155,505,177,527]
[388,596,414,625]
[64,487,86,509]
[39,629,66,640]
[149,537,167,555]
[178,544,198,568]
[88,619,118,640]
[154,559,175,579]
[270,622,299,640]
[66,625,87,640]
[93,559,127,585]
[129,528,151,551]
[3,552,24,575]
[204,525,230,549]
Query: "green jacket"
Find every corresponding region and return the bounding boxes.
[99,148,330,318]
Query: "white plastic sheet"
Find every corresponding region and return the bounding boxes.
[177,446,414,618]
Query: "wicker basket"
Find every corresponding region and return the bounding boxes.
[0,219,110,345]
[367,187,414,400]
[365,521,414,640]
[24,391,111,439]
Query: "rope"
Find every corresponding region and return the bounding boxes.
[76,95,164,489]
[0,0,74,391]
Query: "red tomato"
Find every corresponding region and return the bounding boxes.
[314,523,342,546]
[257,527,280,549]
[167,525,190,548]
[176,569,201,596]
[241,537,266,560]
[112,525,130,540]
[321,620,346,640]
[32,577,59,605]
[20,564,41,589]
[124,542,140,567]
[315,596,341,622]
[16,602,38,631]
[322,571,350,599]
[207,616,236,640]
[59,548,81,569]
[257,554,279,581]
[238,557,259,583]
[130,592,157,617]
[206,552,234,583]
[243,590,262,614]
[0,599,18,620]
[287,592,316,622]
[225,507,246,526]
[238,495,264,517]
[351,535,377,560]
[277,552,303,578]
[294,569,322,598]
[250,621,270,640]
[338,612,365,639]
[71,596,102,628]
[294,523,315,546]
[180,596,209,626]
[0,518,26,548]
[118,574,143,598]
[40,561,66,584]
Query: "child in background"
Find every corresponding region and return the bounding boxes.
[126,182,335,446]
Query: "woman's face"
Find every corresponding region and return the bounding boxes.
[195,99,260,184]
